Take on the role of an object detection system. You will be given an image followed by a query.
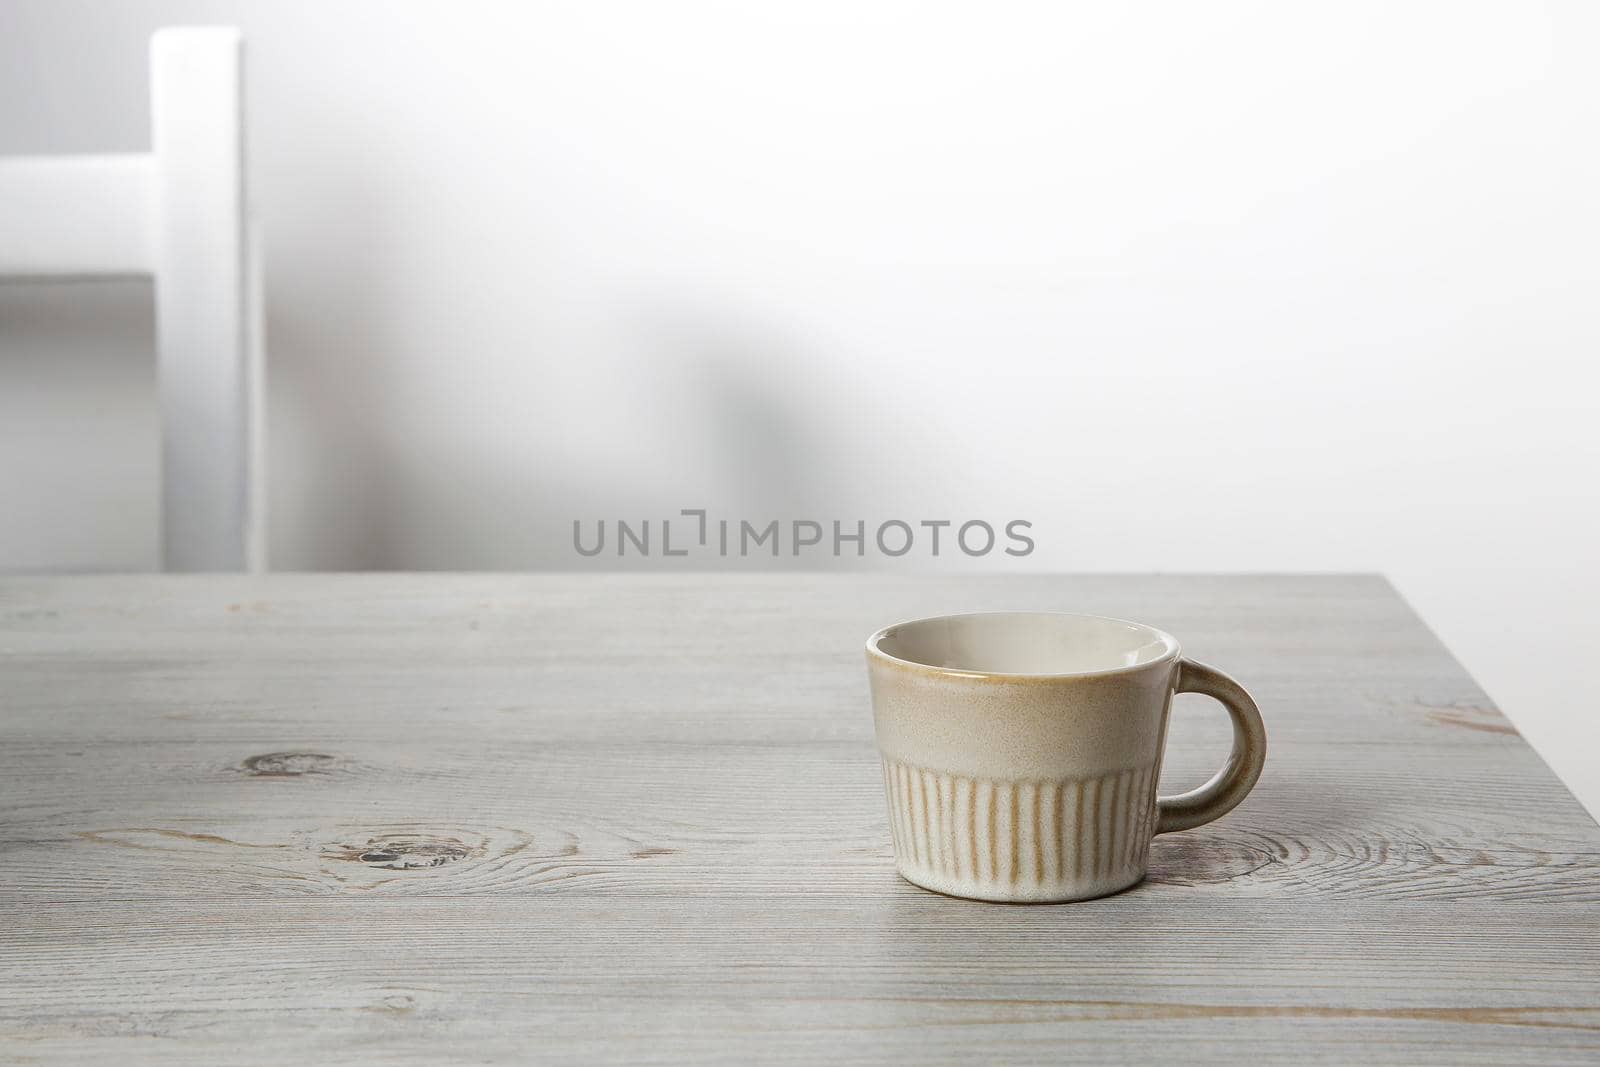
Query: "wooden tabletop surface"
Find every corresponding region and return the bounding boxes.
[2,574,1597,1064]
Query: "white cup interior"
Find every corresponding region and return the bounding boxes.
[870,611,1178,676]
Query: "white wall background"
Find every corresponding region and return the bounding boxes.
[2,1,1596,812]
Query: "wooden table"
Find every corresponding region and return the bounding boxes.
[3,574,1597,1064]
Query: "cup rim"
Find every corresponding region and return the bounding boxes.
[865,610,1182,682]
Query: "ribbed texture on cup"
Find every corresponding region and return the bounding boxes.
[880,757,1157,902]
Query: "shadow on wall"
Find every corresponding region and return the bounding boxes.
[622,305,836,569]
[441,305,841,572]
[265,154,413,571]
[273,273,842,570]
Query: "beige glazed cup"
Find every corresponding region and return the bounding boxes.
[866,612,1266,902]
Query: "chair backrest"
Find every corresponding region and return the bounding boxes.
[0,27,263,572]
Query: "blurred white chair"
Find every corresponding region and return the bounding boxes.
[0,27,263,572]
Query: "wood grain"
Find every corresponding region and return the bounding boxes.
[1,574,1598,1064]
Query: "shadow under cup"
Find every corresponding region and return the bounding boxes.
[865,612,1264,903]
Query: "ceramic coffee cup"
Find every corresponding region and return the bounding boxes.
[866,612,1265,902]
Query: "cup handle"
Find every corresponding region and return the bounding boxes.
[1155,659,1267,834]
